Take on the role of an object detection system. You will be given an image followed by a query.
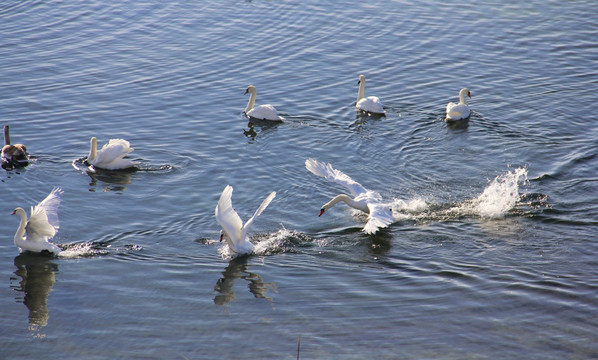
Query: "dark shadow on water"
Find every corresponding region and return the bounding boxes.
[446,117,470,131]
[213,256,276,306]
[11,253,58,335]
[243,118,282,143]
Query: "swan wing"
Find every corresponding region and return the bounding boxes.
[305,159,367,197]
[357,97,385,114]
[241,191,276,239]
[25,187,63,241]
[363,202,393,234]
[215,185,243,243]
[446,103,470,120]
[94,139,133,164]
[247,105,283,121]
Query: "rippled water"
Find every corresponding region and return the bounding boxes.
[2,1,598,359]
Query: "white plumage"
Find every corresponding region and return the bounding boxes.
[356,74,385,115]
[86,137,136,170]
[445,88,472,121]
[305,159,393,234]
[244,85,284,121]
[215,185,276,255]
[11,187,63,255]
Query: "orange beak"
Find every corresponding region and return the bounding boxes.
[319,209,325,217]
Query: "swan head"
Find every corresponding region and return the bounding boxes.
[11,207,25,216]
[358,74,365,85]
[244,85,257,95]
[460,88,471,99]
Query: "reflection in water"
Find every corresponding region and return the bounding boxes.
[243,120,280,142]
[446,117,470,131]
[86,167,135,192]
[72,158,134,192]
[11,254,58,335]
[214,257,276,306]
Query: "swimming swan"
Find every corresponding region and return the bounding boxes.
[445,88,471,121]
[11,187,63,255]
[86,137,136,170]
[305,159,393,234]
[356,74,385,115]
[2,125,29,166]
[244,85,284,121]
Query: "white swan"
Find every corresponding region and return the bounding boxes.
[2,125,29,166]
[244,85,284,121]
[445,88,471,121]
[305,159,393,234]
[215,185,276,255]
[11,187,63,255]
[86,137,136,170]
[356,74,385,115]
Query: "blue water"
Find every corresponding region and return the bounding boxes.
[2,1,598,359]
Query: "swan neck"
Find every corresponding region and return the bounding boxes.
[88,138,97,161]
[357,79,365,102]
[325,194,369,213]
[4,125,10,146]
[245,89,256,113]
[14,209,27,244]
[459,92,468,105]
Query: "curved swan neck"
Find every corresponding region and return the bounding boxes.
[357,75,365,102]
[245,87,257,113]
[88,137,97,161]
[324,194,369,213]
[13,208,27,243]
[459,89,470,104]
[4,125,11,146]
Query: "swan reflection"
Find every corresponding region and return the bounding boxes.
[11,253,58,334]
[214,257,276,306]
[86,167,134,192]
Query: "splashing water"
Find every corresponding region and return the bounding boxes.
[57,242,142,258]
[471,167,528,218]
[218,227,307,260]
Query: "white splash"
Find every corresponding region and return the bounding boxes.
[218,227,300,259]
[470,167,528,218]
[390,197,429,220]
[57,242,100,258]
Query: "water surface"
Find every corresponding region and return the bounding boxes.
[2,1,598,359]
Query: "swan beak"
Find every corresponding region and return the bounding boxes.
[244,89,249,95]
[468,91,471,98]
[319,209,325,217]
[11,210,16,215]
[219,233,224,242]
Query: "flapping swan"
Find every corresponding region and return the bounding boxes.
[445,88,471,121]
[356,74,385,115]
[2,125,29,166]
[86,137,135,170]
[244,85,284,121]
[305,159,393,234]
[11,187,63,255]
[215,185,276,255]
